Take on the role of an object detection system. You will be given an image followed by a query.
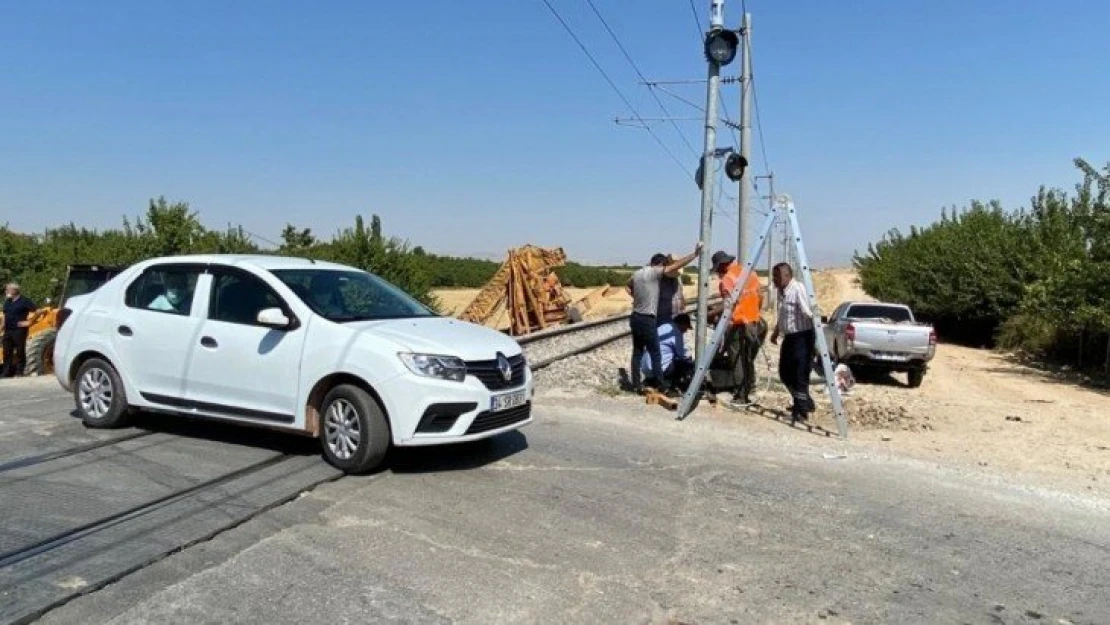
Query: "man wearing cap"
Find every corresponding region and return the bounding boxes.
[707,250,766,405]
[626,242,703,393]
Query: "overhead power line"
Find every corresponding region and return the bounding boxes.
[539,0,691,176]
[744,33,772,176]
[583,0,700,159]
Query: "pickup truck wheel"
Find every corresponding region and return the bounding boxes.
[74,358,131,428]
[320,384,390,474]
[907,368,925,388]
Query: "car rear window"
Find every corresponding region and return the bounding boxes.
[845,305,912,323]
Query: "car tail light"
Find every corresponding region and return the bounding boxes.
[845,323,856,343]
[929,329,937,346]
[57,308,72,330]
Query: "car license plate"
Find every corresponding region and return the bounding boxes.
[491,389,528,412]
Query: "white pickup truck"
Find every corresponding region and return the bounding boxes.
[821,301,936,388]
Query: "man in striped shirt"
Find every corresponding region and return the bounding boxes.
[770,263,816,422]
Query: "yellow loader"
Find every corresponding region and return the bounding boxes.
[0,264,123,376]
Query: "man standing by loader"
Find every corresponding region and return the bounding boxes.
[2,283,37,378]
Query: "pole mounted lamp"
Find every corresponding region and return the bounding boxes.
[724,153,747,181]
[695,148,745,189]
[703,27,740,66]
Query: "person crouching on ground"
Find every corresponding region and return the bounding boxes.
[626,242,702,393]
[639,313,694,394]
[707,251,766,406]
[769,262,816,422]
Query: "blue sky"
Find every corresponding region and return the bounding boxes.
[2,0,1107,267]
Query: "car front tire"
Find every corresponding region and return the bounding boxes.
[319,384,390,474]
[74,358,131,428]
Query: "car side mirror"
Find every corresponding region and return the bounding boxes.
[257,307,292,330]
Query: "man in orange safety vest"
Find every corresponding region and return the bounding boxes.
[707,250,767,405]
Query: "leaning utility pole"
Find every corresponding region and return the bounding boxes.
[693,0,726,359]
[737,12,752,264]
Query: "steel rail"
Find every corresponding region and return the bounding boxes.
[0,454,296,569]
[522,296,723,370]
[0,431,157,474]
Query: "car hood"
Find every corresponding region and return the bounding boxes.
[343,316,523,361]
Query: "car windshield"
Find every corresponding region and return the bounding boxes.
[846,304,912,323]
[270,268,436,322]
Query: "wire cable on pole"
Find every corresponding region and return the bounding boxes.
[539,0,691,176]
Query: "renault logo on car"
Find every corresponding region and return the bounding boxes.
[496,352,512,382]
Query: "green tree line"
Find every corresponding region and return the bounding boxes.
[853,157,1110,378]
[0,197,644,313]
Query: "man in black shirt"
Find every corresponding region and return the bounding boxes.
[2,283,37,378]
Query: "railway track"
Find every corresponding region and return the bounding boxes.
[0,428,340,625]
[519,297,722,370]
[0,431,155,474]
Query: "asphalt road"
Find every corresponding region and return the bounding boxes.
[3,377,1107,625]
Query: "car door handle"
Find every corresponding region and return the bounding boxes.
[117,325,133,337]
[200,336,218,348]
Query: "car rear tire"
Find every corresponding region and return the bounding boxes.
[907,368,925,388]
[319,384,390,474]
[74,358,130,428]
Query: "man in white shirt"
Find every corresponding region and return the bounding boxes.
[769,263,816,422]
[639,313,694,393]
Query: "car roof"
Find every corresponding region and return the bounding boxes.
[844,301,908,308]
[139,254,355,272]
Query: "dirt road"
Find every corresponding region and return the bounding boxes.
[808,268,1110,499]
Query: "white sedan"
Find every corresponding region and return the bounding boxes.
[52,254,533,473]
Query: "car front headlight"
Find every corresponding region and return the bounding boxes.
[398,352,467,382]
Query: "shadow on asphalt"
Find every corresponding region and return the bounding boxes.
[65,409,530,474]
[387,430,529,474]
[70,410,321,457]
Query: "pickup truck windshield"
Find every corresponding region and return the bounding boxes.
[846,304,913,323]
[271,268,436,322]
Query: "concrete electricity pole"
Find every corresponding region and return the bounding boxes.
[693,0,726,359]
[737,12,752,264]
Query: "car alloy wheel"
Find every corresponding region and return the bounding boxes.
[74,357,130,428]
[318,383,390,474]
[324,398,362,460]
[78,367,114,419]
